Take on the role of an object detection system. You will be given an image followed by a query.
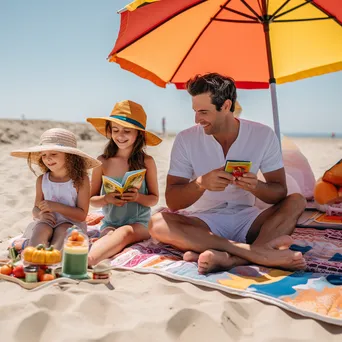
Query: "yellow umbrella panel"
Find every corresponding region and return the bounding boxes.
[110,0,342,139]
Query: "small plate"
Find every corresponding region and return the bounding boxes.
[23,260,61,267]
[0,269,111,290]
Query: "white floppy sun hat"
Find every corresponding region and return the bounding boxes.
[11,128,101,169]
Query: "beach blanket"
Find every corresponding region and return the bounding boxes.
[109,227,342,326]
[6,214,342,325]
[297,209,342,230]
[7,212,104,252]
[8,213,342,276]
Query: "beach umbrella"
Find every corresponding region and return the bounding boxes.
[119,0,160,12]
[234,100,242,117]
[108,0,342,141]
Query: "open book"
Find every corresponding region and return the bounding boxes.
[224,160,252,177]
[102,169,146,195]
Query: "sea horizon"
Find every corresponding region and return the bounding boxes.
[283,132,342,138]
[0,118,341,139]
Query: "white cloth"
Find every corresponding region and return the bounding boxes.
[42,172,78,225]
[39,172,86,231]
[188,204,262,243]
[168,119,283,212]
[255,172,301,210]
[281,136,316,199]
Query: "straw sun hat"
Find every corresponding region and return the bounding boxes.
[11,128,101,169]
[233,100,242,118]
[86,100,162,146]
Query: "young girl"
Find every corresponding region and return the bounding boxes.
[11,128,101,250]
[86,100,162,266]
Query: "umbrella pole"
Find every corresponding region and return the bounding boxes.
[262,0,282,146]
[270,82,281,143]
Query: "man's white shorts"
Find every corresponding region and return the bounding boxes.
[188,205,263,243]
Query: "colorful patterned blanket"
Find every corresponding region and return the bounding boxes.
[110,227,342,326]
[297,209,342,230]
[7,214,342,325]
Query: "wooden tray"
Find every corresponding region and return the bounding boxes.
[0,269,111,290]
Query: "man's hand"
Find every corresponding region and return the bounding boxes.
[121,188,139,202]
[38,200,56,213]
[104,193,126,207]
[234,172,258,191]
[196,167,235,191]
[38,212,57,226]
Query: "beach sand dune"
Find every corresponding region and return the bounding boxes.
[0,120,341,341]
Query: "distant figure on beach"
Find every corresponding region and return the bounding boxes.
[331,132,336,138]
[162,117,166,136]
[149,73,306,274]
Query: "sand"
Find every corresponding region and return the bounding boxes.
[0,119,342,341]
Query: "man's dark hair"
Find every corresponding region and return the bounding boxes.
[186,73,237,112]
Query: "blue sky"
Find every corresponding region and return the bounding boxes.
[0,0,341,135]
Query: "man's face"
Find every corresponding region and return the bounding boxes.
[192,93,229,135]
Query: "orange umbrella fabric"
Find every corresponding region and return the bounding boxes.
[109,0,342,139]
[110,0,341,89]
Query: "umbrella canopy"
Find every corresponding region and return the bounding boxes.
[120,0,160,12]
[109,0,342,139]
[234,100,242,117]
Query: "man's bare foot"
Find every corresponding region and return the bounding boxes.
[183,251,199,262]
[195,235,306,274]
[197,250,236,274]
[184,250,244,273]
[253,235,306,270]
[223,235,302,269]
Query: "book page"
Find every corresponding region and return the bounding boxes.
[102,176,124,195]
[224,160,252,177]
[123,169,146,192]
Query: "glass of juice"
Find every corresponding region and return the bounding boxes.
[61,228,89,280]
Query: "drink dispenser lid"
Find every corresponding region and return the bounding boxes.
[64,226,89,247]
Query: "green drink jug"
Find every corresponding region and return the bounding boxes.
[61,227,89,280]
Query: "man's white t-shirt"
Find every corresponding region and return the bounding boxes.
[168,119,283,212]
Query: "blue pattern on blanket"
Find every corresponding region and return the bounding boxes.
[289,244,313,254]
[110,234,342,326]
[329,253,342,262]
[249,272,314,297]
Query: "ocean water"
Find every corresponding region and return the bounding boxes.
[284,132,342,138]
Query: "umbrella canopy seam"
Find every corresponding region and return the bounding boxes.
[112,0,207,56]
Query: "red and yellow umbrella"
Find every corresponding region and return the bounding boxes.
[109,0,342,139]
[119,0,159,12]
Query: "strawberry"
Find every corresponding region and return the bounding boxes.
[12,265,25,278]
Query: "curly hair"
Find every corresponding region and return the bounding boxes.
[28,152,87,189]
[102,121,146,171]
[186,73,237,113]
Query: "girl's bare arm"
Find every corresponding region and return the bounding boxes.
[32,175,44,219]
[89,157,107,208]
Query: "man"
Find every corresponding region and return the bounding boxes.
[149,73,307,274]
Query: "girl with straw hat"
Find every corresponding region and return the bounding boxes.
[86,100,162,266]
[11,128,101,250]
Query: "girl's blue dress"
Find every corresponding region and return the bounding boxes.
[100,176,151,231]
